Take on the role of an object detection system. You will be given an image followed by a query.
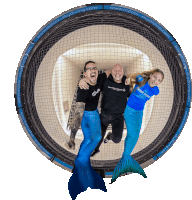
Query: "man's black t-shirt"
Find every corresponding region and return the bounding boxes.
[101,74,130,115]
[76,73,107,111]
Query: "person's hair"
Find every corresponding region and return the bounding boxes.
[84,61,96,72]
[128,68,164,92]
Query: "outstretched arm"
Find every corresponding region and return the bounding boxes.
[79,78,89,90]
[105,70,112,78]
[79,71,111,89]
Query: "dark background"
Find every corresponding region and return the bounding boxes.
[2,1,191,200]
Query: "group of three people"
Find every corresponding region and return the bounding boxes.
[67,61,164,199]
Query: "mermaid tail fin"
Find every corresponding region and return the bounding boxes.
[68,162,107,200]
[111,155,147,183]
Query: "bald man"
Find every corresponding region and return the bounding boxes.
[90,64,130,156]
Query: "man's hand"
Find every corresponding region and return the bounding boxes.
[79,78,89,90]
[105,70,112,78]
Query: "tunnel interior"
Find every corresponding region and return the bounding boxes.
[16,5,190,174]
[34,25,173,162]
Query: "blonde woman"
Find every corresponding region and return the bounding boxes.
[111,68,164,183]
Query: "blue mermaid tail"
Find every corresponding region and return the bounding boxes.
[69,159,107,200]
[111,155,147,183]
[111,105,147,183]
[68,109,107,199]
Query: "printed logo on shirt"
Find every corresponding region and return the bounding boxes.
[108,86,126,92]
[137,88,151,98]
[92,88,100,96]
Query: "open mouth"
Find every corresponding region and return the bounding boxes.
[90,73,96,78]
[115,75,121,79]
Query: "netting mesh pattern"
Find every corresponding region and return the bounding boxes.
[20,10,187,170]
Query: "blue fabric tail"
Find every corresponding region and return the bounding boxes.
[68,109,107,200]
[111,105,147,183]
[111,155,147,183]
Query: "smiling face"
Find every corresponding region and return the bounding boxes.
[148,72,163,87]
[84,62,98,85]
[111,64,124,83]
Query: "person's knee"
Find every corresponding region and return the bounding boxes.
[112,136,121,144]
[112,128,123,144]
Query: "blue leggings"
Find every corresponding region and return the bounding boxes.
[111,105,147,183]
[68,109,107,199]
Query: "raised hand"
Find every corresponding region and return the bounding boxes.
[125,77,130,85]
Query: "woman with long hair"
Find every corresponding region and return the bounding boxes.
[111,68,164,183]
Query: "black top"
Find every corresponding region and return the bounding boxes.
[76,73,107,111]
[101,74,130,115]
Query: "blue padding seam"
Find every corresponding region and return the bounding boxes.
[25,42,35,55]
[20,55,28,66]
[106,172,113,176]
[172,41,191,107]
[16,66,24,108]
[153,156,158,161]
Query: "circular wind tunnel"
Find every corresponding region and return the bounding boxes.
[14,3,191,177]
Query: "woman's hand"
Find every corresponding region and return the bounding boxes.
[79,78,89,89]
[125,77,130,85]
